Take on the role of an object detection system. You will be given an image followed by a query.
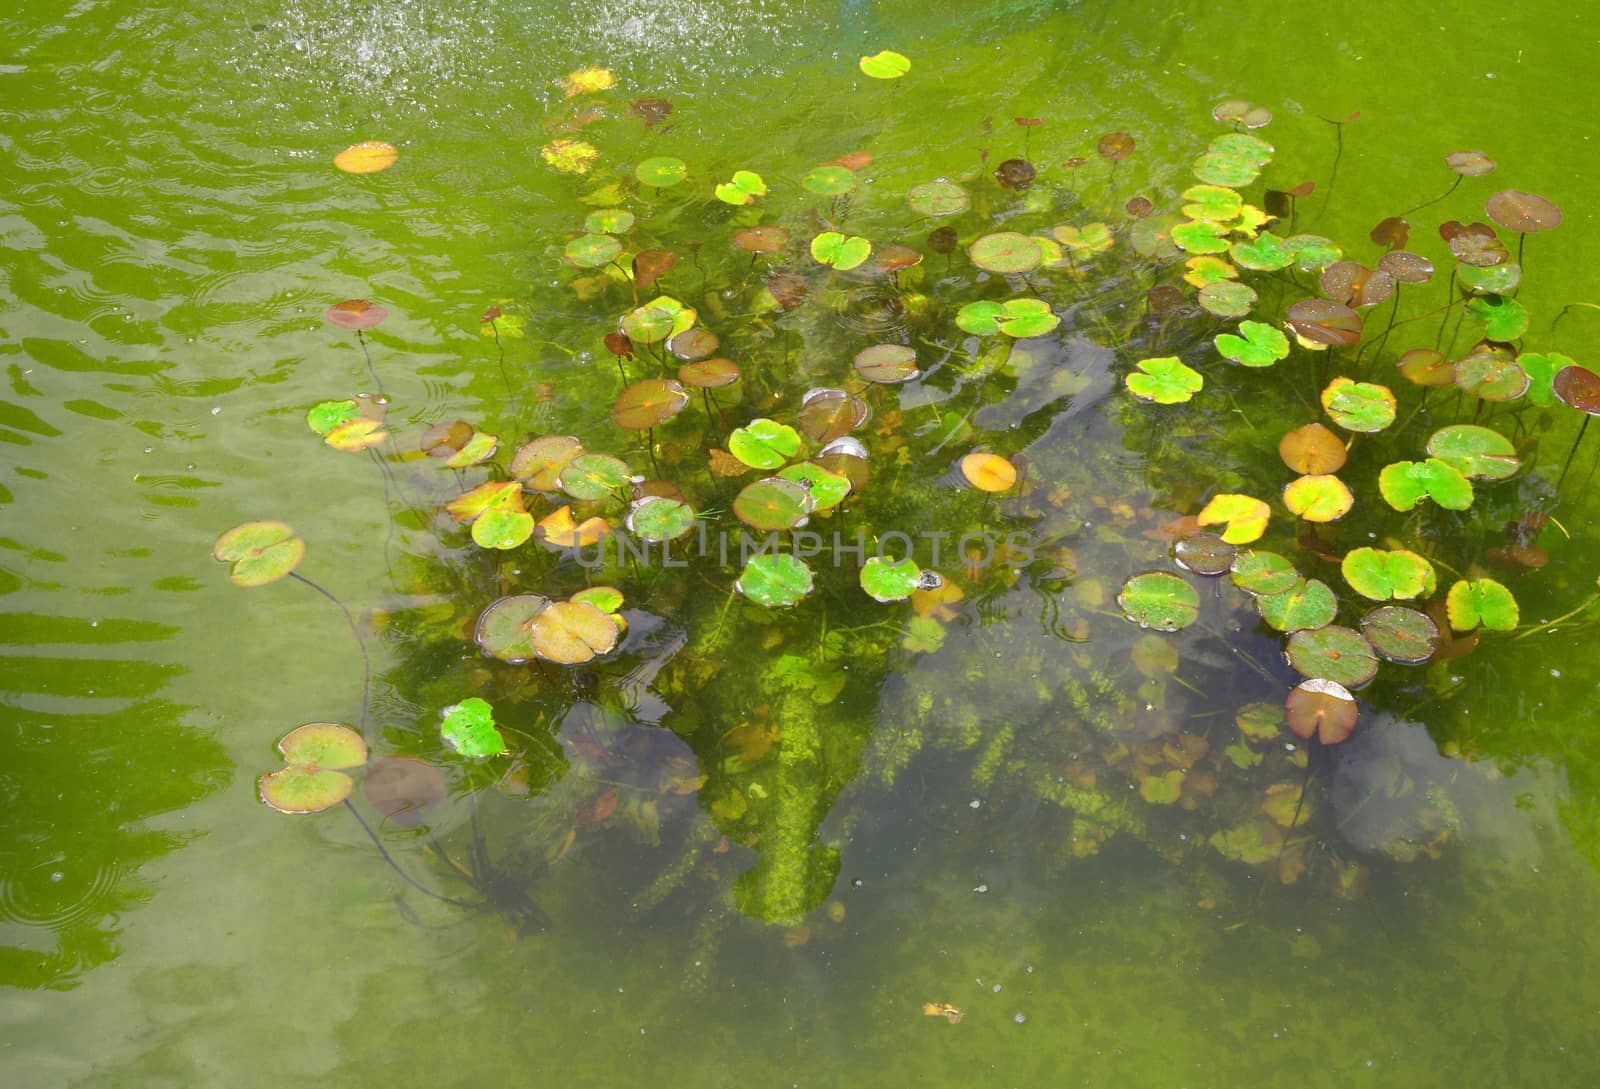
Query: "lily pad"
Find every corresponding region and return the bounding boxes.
[560,453,633,500]
[907,181,969,217]
[1320,262,1394,308]
[1173,533,1237,576]
[334,142,398,175]
[1215,321,1290,367]
[1361,606,1440,664]
[733,477,814,530]
[854,344,920,384]
[679,358,742,389]
[1321,377,1396,432]
[1283,474,1353,522]
[1342,547,1433,601]
[613,379,690,430]
[1197,493,1270,545]
[732,226,789,255]
[511,436,583,492]
[1257,578,1338,633]
[440,697,507,757]
[811,231,872,270]
[1397,349,1456,388]
[667,327,720,362]
[715,170,768,205]
[1446,578,1519,631]
[530,600,621,664]
[859,50,911,79]
[1282,235,1344,272]
[728,418,803,470]
[1485,189,1562,233]
[627,496,697,542]
[565,233,622,268]
[803,165,857,196]
[213,521,305,587]
[633,249,678,289]
[960,452,1017,493]
[1286,300,1362,349]
[585,208,635,234]
[860,557,927,603]
[1231,551,1301,596]
[1465,295,1529,342]
[363,756,446,829]
[1285,679,1358,745]
[1181,184,1243,222]
[1126,357,1203,404]
[1192,152,1258,187]
[1279,423,1347,475]
[1553,363,1600,413]
[1212,100,1272,128]
[1378,459,1474,512]
[326,299,388,331]
[1117,572,1200,632]
[475,594,554,663]
[1426,424,1520,480]
[1458,262,1520,295]
[306,399,361,436]
[635,156,688,188]
[1514,351,1570,407]
[738,553,815,606]
[326,417,387,452]
[1454,352,1530,401]
[1198,281,1257,319]
[797,389,870,443]
[1097,132,1136,162]
[969,232,1042,275]
[1379,251,1435,284]
[1171,219,1231,255]
[1447,150,1496,176]
[258,722,368,814]
[1229,233,1294,272]
[778,461,852,511]
[1285,625,1379,688]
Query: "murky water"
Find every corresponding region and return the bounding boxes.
[4,1,1599,1086]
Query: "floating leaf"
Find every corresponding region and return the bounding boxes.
[1426,424,1520,480]
[1212,100,1272,128]
[259,721,369,814]
[571,586,624,614]
[1197,493,1270,545]
[446,480,524,524]
[540,138,599,174]
[1554,363,1600,413]
[1173,533,1237,575]
[811,231,872,270]
[992,156,1036,190]
[1184,256,1237,287]
[1378,459,1474,511]
[1285,679,1358,745]
[729,418,803,469]
[960,452,1017,493]
[738,553,815,606]
[635,156,688,188]
[561,66,614,96]
[325,417,387,452]
[802,165,857,196]
[213,521,305,587]
[1171,219,1231,255]
[1447,150,1496,176]
[1198,281,1256,318]
[537,505,610,549]
[1278,423,1347,475]
[854,343,919,384]
[564,233,622,268]
[1257,578,1338,633]
[715,170,768,205]
[859,50,911,79]
[1454,352,1530,401]
[1117,572,1200,631]
[306,399,361,436]
[1283,474,1353,522]
[511,435,583,491]
[1465,295,1529,342]
[1379,251,1435,284]
[1286,300,1362,349]
[1282,234,1344,272]
[732,226,789,255]
[969,232,1043,275]
[733,477,814,530]
[1321,377,1396,432]
[797,389,870,443]
[1397,348,1455,388]
[475,594,553,663]
[1446,579,1519,631]
[1181,184,1243,222]
[530,600,620,664]
[1231,551,1301,596]
[1361,606,1440,664]
[443,430,497,469]
[1215,321,1292,368]
[860,557,927,603]
[632,249,678,290]
[778,461,851,511]
[560,452,633,500]
[363,756,446,829]
[613,379,690,430]
[1285,626,1379,688]
[326,299,389,331]
[334,142,398,175]
[1485,189,1562,233]
[667,327,719,362]
[1054,223,1115,256]
[1341,547,1433,601]
[1126,357,1203,404]
[627,496,697,542]
[1447,224,1508,267]
[679,357,742,389]
[1192,152,1258,187]
[1140,769,1185,805]
[440,697,507,757]
[585,208,635,234]
[1320,262,1394,308]
[1458,262,1520,295]
[1229,233,1294,272]
[907,181,969,217]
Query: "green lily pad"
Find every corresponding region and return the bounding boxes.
[1446,578,1519,631]
[1282,235,1344,272]
[1454,352,1530,401]
[1466,295,1529,341]
[325,417,387,452]
[306,399,361,436]
[559,453,634,500]
[1140,769,1185,805]
[956,300,1007,335]
[511,435,583,492]
[1285,625,1379,688]
[1237,701,1285,742]
[907,181,969,217]
[564,233,622,268]
[1458,262,1520,295]
[472,506,535,550]
[860,557,926,603]
[1360,606,1440,664]
[474,594,554,663]
[1052,223,1114,255]
[1341,547,1434,601]
[1198,281,1257,318]
[1321,377,1396,432]
[1215,321,1290,366]
[714,170,768,205]
[1192,151,1258,187]
[1285,679,1358,745]
[1514,351,1571,407]
[1117,572,1200,632]
[1426,424,1520,480]
[854,343,920,383]
[584,208,635,234]
[1181,184,1243,222]
[1171,219,1231,255]
[738,553,815,607]
[440,697,507,758]
[859,50,911,79]
[1210,132,1274,165]
[627,496,697,542]
[1378,459,1475,511]
[635,156,688,188]
[733,477,814,530]
[530,600,620,664]
[621,305,675,345]
[811,231,872,270]
[571,586,624,614]
[258,722,368,814]
[1229,233,1294,271]
[1256,578,1338,633]
[1230,550,1301,596]
[443,430,498,469]
[1126,357,1203,404]
[996,298,1059,337]
[613,379,690,430]
[279,721,368,768]
[802,165,856,196]
[969,232,1043,275]
[778,462,851,511]
[729,418,803,469]
[213,521,305,587]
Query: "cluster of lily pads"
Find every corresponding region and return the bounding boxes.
[211,58,1599,924]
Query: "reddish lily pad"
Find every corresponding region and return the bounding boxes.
[1486,190,1562,233]
[797,389,870,443]
[326,299,389,331]
[1454,352,1530,401]
[612,379,690,430]
[1286,300,1362,349]
[854,344,920,384]
[363,756,446,828]
[1173,533,1237,576]
[1285,679,1358,744]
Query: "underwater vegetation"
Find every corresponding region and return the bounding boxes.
[213,56,1599,936]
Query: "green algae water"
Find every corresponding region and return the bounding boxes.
[5,0,1600,1085]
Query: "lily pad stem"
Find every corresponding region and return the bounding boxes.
[1509,592,1600,642]
[343,800,481,909]
[355,329,384,397]
[290,571,370,736]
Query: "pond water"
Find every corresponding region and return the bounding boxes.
[4,0,1600,1085]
